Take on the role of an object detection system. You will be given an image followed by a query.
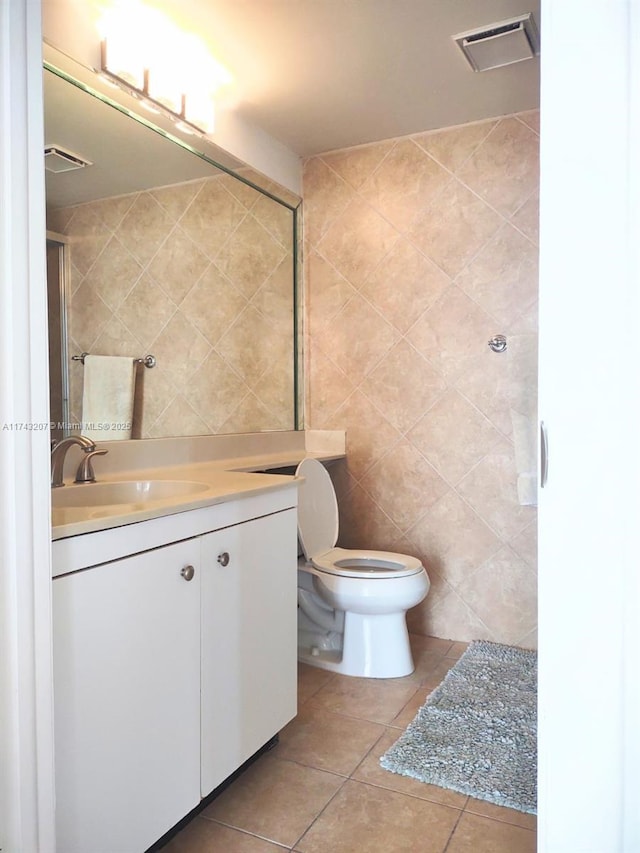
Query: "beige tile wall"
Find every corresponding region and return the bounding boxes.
[304,112,539,647]
[48,173,296,438]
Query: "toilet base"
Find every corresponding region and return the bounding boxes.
[297,647,342,669]
[298,611,415,679]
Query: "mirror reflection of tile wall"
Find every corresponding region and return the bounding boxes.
[48,172,295,438]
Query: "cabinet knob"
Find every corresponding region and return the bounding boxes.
[217,552,230,567]
[180,564,195,581]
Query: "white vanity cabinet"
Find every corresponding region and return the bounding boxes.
[201,508,298,794]
[53,538,202,853]
[52,484,298,853]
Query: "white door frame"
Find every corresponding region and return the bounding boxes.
[538,0,640,850]
[0,1,56,850]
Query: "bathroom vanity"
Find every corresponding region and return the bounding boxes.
[50,432,344,853]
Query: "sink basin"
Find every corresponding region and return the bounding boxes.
[52,479,209,509]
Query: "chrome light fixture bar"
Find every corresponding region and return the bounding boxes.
[100,38,212,136]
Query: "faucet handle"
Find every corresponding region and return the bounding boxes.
[74,448,108,484]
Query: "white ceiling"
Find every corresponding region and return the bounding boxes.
[150,0,540,156]
[43,0,541,206]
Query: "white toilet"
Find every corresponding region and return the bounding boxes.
[296,458,430,678]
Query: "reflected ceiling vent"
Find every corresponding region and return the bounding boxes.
[44,145,93,173]
[453,13,540,72]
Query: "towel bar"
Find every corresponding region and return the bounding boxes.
[72,352,156,368]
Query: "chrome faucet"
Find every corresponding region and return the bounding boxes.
[74,448,109,484]
[50,435,96,488]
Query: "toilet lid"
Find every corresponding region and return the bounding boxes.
[296,458,339,560]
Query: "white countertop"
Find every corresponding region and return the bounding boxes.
[51,447,342,541]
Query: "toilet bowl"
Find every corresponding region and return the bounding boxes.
[296,458,430,678]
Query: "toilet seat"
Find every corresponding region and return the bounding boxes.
[309,548,423,579]
[296,459,421,581]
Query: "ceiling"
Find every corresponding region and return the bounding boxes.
[146,0,541,157]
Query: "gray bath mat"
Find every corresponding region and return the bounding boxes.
[380,640,537,814]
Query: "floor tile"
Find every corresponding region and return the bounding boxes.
[409,634,454,656]
[352,729,468,809]
[444,641,469,660]
[296,779,461,853]
[297,662,335,706]
[384,649,449,688]
[444,811,536,853]
[464,796,537,830]
[164,636,536,853]
[410,652,458,688]
[161,817,288,851]
[389,684,433,729]
[276,704,385,775]
[386,650,459,693]
[200,753,343,848]
[308,673,418,724]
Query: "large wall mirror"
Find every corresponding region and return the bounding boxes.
[44,61,300,444]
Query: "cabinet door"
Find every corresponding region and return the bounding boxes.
[201,508,298,795]
[53,539,201,853]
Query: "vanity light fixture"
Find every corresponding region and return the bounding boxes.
[101,38,213,135]
[98,2,232,136]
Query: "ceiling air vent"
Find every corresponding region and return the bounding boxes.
[44,145,93,173]
[453,13,540,72]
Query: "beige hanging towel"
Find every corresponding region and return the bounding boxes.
[81,355,136,441]
[508,334,538,506]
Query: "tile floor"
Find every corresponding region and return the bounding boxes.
[162,635,536,852]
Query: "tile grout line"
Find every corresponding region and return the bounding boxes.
[198,815,293,849]
[289,770,351,851]
[441,806,466,853]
